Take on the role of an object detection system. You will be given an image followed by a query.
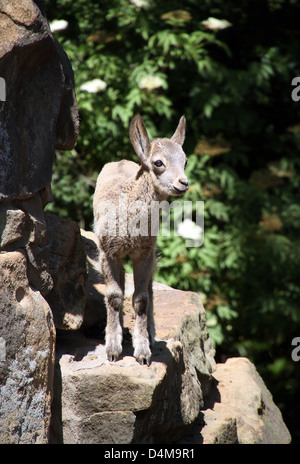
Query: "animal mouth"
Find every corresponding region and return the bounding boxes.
[172,185,188,195]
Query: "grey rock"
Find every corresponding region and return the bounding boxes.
[50,335,203,444]
[80,229,106,330]
[0,193,53,295]
[179,357,291,444]
[209,357,291,444]
[53,37,79,151]
[45,213,88,330]
[0,251,55,444]
[0,0,79,201]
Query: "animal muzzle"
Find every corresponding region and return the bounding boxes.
[172,177,189,194]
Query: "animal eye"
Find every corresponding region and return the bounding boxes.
[154,160,163,167]
[184,159,188,168]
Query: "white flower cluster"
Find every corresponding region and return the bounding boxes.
[138,75,164,91]
[177,219,203,241]
[50,19,69,33]
[80,79,108,93]
[130,0,149,8]
[202,17,232,31]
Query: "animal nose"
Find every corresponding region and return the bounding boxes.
[179,178,189,188]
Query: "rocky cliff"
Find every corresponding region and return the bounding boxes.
[0,0,291,445]
[48,228,290,444]
[0,0,78,444]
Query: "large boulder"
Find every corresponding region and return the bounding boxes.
[51,338,202,444]
[0,251,55,444]
[204,357,291,444]
[178,357,291,444]
[0,0,79,201]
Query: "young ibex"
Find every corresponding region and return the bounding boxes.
[93,115,188,364]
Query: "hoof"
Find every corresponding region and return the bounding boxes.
[107,353,120,362]
[134,345,151,366]
[105,338,122,362]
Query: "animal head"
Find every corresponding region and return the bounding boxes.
[129,114,188,198]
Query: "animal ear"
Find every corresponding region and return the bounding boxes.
[129,115,151,167]
[171,115,186,146]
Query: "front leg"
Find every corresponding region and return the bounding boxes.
[132,295,152,365]
[105,289,123,361]
[132,250,155,365]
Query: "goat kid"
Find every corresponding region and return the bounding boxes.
[93,115,188,364]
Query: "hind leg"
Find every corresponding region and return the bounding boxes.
[101,252,125,361]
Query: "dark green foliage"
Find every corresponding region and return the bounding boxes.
[44,0,300,441]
